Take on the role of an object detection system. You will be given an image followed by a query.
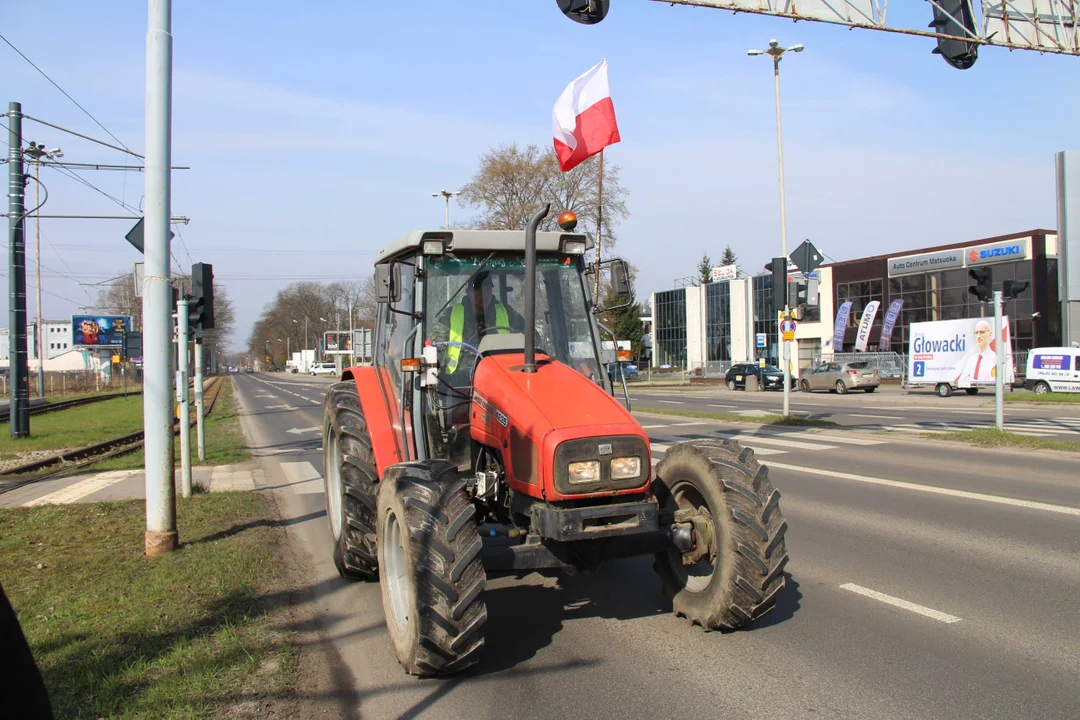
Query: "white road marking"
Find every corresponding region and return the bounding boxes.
[23,471,139,506]
[848,413,903,420]
[655,400,684,404]
[767,432,885,446]
[707,404,737,409]
[840,583,962,623]
[265,404,298,411]
[281,461,323,495]
[767,460,1080,516]
[638,424,668,429]
[255,394,277,399]
[287,426,321,435]
[650,441,786,457]
[715,434,837,451]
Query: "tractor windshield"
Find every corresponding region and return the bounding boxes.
[425,253,604,385]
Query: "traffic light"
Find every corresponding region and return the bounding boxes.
[1003,280,1030,299]
[556,0,608,24]
[765,257,786,317]
[190,263,215,331]
[929,0,978,70]
[968,267,992,302]
[788,279,808,318]
[123,331,143,360]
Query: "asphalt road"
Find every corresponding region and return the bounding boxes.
[628,383,1080,438]
[234,371,1080,720]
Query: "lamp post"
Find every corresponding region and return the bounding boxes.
[749,39,803,418]
[22,142,63,398]
[432,190,461,229]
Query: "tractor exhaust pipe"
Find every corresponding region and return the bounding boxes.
[523,203,550,374]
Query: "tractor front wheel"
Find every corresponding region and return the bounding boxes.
[653,439,788,630]
[377,460,487,676]
[323,381,379,580]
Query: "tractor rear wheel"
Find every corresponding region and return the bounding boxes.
[653,439,788,630]
[377,460,487,676]
[323,381,379,580]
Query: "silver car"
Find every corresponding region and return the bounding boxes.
[800,361,880,394]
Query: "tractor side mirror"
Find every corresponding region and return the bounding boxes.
[375,262,400,303]
[611,259,632,299]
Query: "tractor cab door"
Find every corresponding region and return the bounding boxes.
[374,258,420,463]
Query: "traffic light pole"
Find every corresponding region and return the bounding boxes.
[994,290,1004,431]
[772,55,791,418]
[177,297,192,498]
[7,102,30,438]
[194,337,205,462]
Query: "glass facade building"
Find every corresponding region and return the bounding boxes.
[752,275,778,362]
[654,288,687,368]
[705,282,732,364]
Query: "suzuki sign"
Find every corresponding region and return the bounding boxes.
[966,238,1029,266]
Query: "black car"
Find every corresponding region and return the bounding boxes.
[725,363,794,391]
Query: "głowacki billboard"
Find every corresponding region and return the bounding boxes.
[908,317,1014,388]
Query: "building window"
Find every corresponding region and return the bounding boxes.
[654,288,687,369]
[836,279,884,326]
[752,275,778,362]
[705,282,731,365]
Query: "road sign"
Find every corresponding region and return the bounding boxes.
[756,333,767,348]
[790,239,823,275]
[781,318,797,341]
[125,217,174,254]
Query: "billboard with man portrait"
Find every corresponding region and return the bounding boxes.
[72,315,132,347]
[908,317,1014,388]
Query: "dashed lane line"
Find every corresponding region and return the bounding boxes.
[840,583,962,624]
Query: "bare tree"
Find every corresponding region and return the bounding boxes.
[459,143,629,250]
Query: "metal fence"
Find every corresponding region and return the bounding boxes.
[687,361,734,379]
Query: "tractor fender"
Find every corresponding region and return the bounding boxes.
[341,366,406,475]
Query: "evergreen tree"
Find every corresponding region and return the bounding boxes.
[721,245,738,267]
[697,252,713,285]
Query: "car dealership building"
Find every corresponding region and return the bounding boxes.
[648,229,1062,378]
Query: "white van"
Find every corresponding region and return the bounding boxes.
[1024,347,1080,394]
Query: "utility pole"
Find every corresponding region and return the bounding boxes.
[749,39,804,419]
[177,296,191,497]
[142,0,178,555]
[194,337,205,461]
[994,290,1005,431]
[595,150,605,307]
[7,102,30,437]
[23,142,63,399]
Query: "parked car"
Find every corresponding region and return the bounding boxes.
[607,361,639,382]
[725,363,794,391]
[800,361,880,394]
[310,362,337,376]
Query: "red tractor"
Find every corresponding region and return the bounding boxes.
[322,205,788,675]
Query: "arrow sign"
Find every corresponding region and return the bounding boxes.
[286,426,320,435]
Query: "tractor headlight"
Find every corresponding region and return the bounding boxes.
[567,460,601,484]
[609,456,641,480]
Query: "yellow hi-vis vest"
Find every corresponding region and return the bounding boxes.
[447,301,509,372]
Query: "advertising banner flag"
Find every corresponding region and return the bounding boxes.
[908,317,1014,388]
[72,316,132,347]
[879,299,905,351]
[832,301,853,350]
[854,301,881,352]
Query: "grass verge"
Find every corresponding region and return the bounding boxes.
[0,492,296,719]
[0,396,145,460]
[93,378,250,472]
[637,407,836,427]
[929,427,1080,452]
[1003,392,1080,404]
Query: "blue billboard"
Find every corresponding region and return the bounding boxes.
[72,315,132,347]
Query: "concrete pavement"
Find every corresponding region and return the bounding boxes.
[229,371,1080,720]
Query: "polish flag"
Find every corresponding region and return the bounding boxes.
[552,59,621,172]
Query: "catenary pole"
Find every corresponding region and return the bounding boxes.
[177,297,191,497]
[594,149,604,307]
[8,103,30,437]
[34,160,45,398]
[195,336,205,462]
[994,290,1005,431]
[142,0,177,555]
[773,54,792,419]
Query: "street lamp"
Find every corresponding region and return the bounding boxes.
[21,142,63,398]
[432,190,461,229]
[748,39,803,418]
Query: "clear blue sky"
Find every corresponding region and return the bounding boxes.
[4,1,1078,350]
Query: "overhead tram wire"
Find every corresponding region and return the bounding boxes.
[0,32,136,157]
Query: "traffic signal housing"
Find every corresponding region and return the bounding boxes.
[556,0,608,24]
[765,257,787,317]
[190,263,215,331]
[788,279,809,320]
[968,267,992,302]
[1003,280,1029,299]
[929,0,978,70]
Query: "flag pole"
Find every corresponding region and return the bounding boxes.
[594,148,604,306]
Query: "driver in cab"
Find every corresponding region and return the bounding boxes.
[442,270,524,378]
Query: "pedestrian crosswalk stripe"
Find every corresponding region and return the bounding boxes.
[23,470,139,507]
[281,461,323,495]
